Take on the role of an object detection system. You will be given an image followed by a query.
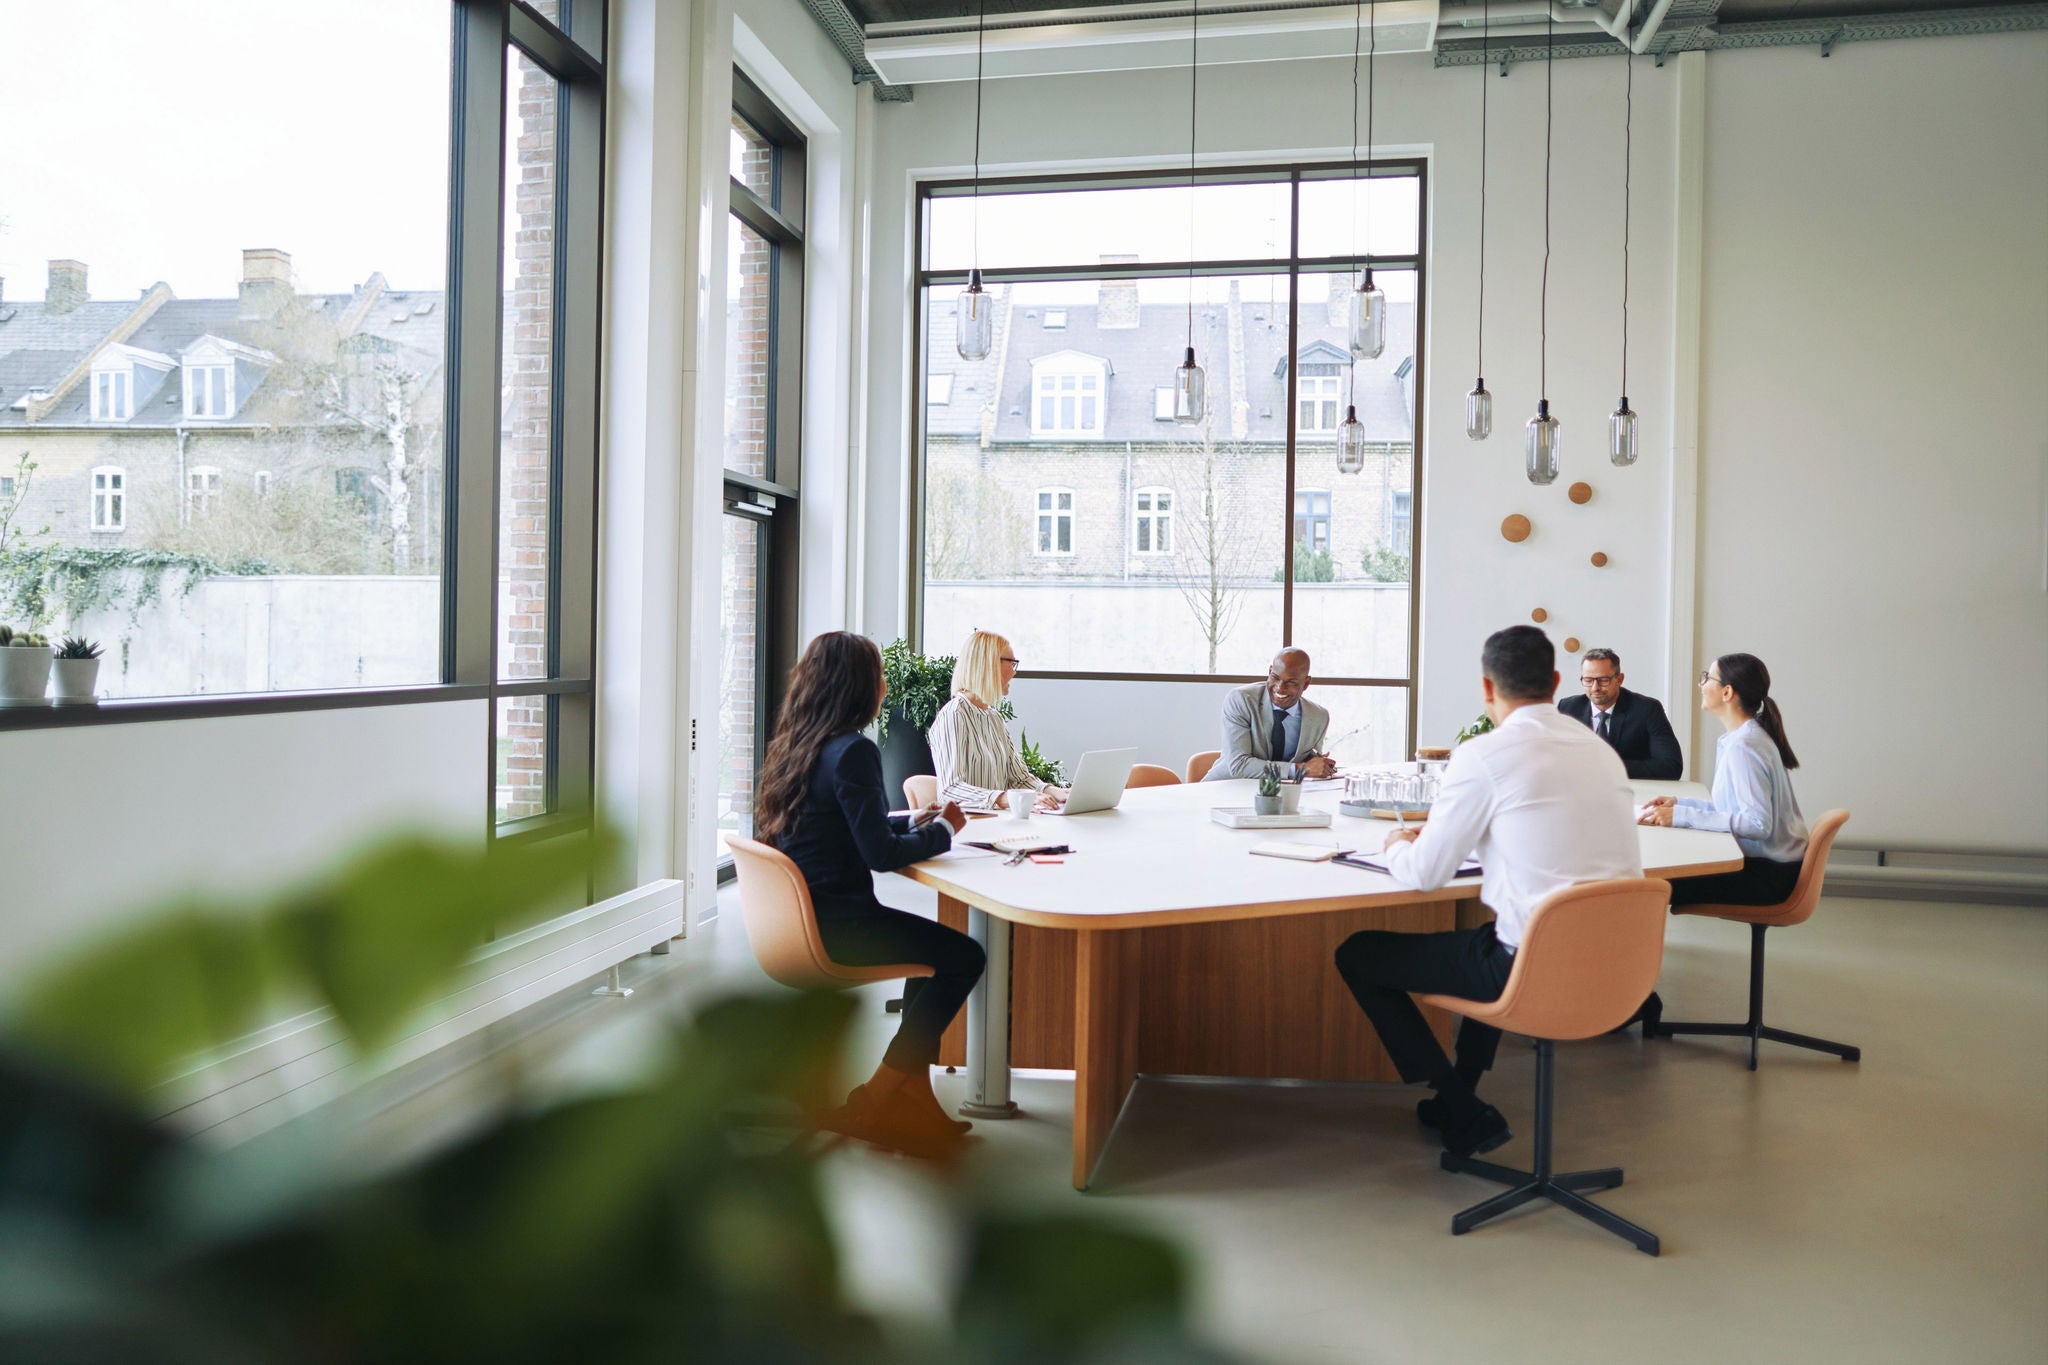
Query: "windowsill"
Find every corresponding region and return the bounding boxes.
[0,682,492,730]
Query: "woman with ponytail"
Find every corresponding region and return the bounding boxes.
[757,631,984,1159]
[1638,652,1809,907]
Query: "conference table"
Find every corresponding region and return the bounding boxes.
[897,777,1742,1189]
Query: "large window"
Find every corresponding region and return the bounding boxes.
[719,71,805,860]
[3,3,610,843]
[916,165,1424,762]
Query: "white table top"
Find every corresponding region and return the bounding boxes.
[897,778,1743,931]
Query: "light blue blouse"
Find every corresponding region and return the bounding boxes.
[1671,718,1808,862]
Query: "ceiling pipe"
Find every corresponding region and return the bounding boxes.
[1628,0,1676,52]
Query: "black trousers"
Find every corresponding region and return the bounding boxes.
[1334,923,1516,1090]
[1669,855,1802,909]
[815,906,985,1071]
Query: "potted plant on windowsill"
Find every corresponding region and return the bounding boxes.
[51,636,104,705]
[875,639,957,803]
[1254,766,1283,817]
[0,626,52,706]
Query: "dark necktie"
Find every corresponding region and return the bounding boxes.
[1271,708,1291,762]
[1596,711,1611,741]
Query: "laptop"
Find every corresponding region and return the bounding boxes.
[1040,747,1137,816]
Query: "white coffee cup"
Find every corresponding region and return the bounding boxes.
[1009,788,1037,819]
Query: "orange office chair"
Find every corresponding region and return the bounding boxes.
[1184,750,1222,783]
[1126,763,1181,788]
[1647,810,1859,1070]
[902,775,938,810]
[1419,877,1674,1256]
[724,835,935,993]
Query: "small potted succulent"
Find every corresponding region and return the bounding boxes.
[0,625,53,706]
[51,636,104,705]
[1254,766,1283,817]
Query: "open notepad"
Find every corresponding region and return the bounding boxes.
[1249,840,1351,862]
[1333,852,1483,877]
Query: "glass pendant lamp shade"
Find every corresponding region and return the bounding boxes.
[1525,398,1560,485]
[1173,346,1206,424]
[1349,271,1386,360]
[955,269,992,361]
[1465,379,1492,441]
[1608,397,1639,466]
[1337,404,1366,473]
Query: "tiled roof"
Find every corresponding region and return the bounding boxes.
[923,282,1416,447]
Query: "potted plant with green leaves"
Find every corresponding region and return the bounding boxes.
[1456,712,1495,746]
[51,636,103,704]
[0,625,53,706]
[1254,766,1283,816]
[875,638,957,802]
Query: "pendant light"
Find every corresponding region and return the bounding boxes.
[1524,13,1559,485]
[1349,1,1386,360]
[1335,1,1368,473]
[1172,1,1206,424]
[1608,16,1640,467]
[954,0,992,361]
[1465,0,1492,441]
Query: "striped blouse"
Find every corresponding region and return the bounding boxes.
[929,694,1044,808]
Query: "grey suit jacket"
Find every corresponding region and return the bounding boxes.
[1205,680,1332,780]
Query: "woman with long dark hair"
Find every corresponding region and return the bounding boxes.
[756,631,983,1157]
[1639,652,1809,905]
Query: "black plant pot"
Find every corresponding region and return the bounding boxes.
[877,704,935,808]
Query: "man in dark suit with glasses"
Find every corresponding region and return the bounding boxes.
[1558,648,1683,780]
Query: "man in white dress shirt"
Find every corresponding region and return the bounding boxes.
[1333,626,1643,1156]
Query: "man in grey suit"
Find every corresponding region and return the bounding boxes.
[1205,647,1338,780]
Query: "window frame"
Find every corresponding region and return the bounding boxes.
[1132,485,1174,556]
[1294,487,1332,554]
[185,465,222,518]
[184,363,233,419]
[91,368,131,422]
[908,158,1426,752]
[2,0,611,766]
[716,68,807,878]
[90,466,126,532]
[1297,372,1342,434]
[1035,486,1075,557]
[1029,353,1106,439]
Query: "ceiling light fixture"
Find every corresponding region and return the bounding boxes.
[1466,0,1492,441]
[1609,15,1640,467]
[1337,0,1368,472]
[1525,11,1560,486]
[1173,0,1207,425]
[954,0,992,361]
[1349,1,1386,361]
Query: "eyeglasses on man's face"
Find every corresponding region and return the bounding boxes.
[1580,673,1619,688]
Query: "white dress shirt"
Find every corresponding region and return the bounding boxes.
[1383,703,1644,950]
[1671,718,1808,862]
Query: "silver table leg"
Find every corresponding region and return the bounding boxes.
[959,906,1019,1119]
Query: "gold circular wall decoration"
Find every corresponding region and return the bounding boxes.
[1564,636,1582,653]
[1568,482,1593,505]
[1531,607,1549,624]
[1501,514,1532,543]
[1591,551,1609,567]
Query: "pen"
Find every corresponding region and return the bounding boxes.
[1393,806,1409,831]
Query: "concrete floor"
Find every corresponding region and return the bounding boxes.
[498,884,2048,1363]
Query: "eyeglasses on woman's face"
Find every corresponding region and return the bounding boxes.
[1698,670,1724,688]
[1000,656,1021,668]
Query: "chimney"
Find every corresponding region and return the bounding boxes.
[1326,273,1348,328]
[46,260,88,315]
[239,247,293,318]
[1097,254,1139,329]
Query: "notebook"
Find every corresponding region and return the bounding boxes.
[1250,840,1351,862]
[1333,852,1483,877]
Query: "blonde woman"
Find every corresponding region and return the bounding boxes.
[929,631,1069,811]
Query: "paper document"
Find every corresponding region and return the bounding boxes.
[931,846,998,861]
[1250,840,1350,862]
[1334,853,1483,877]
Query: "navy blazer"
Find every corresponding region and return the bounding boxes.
[1559,687,1684,780]
[775,732,953,921]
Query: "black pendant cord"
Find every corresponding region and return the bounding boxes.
[1477,0,1488,381]
[1188,0,1199,351]
[1363,0,1376,287]
[970,0,985,275]
[1541,11,1552,401]
[1621,11,1633,405]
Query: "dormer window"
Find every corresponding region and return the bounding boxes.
[1298,365,1343,433]
[1030,352,1109,439]
[186,364,233,419]
[92,370,132,421]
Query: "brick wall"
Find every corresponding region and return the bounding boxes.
[497,50,557,821]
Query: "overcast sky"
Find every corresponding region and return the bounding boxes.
[0,1,451,303]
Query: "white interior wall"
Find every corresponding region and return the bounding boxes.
[0,702,482,994]
[1693,36,2048,849]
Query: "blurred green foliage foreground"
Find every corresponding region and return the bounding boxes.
[0,832,1242,1364]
